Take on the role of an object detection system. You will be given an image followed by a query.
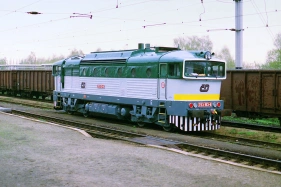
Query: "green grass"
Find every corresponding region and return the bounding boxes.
[215,127,281,144]
[222,115,280,127]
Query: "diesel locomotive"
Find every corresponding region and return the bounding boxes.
[52,43,226,131]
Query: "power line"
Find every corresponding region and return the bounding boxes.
[251,0,275,41]
[0,0,44,18]
[1,0,280,57]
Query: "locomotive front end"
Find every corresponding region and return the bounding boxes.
[163,51,226,131]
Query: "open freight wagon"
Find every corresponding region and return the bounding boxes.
[221,69,281,124]
[0,69,54,99]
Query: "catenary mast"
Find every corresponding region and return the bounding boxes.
[234,0,243,69]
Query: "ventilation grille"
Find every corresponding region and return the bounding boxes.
[80,59,126,64]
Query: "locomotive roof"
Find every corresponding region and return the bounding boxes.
[80,47,214,64]
[53,44,222,66]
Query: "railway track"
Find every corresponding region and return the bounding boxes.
[222,120,281,133]
[1,95,281,133]
[186,132,281,151]
[1,95,281,151]
[11,109,281,174]
[0,95,53,109]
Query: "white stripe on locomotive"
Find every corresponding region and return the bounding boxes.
[169,115,220,131]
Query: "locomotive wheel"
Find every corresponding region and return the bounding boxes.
[83,112,89,118]
[67,108,73,115]
[137,122,145,127]
[66,106,73,115]
[163,124,174,132]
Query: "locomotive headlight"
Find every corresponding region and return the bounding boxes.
[193,103,198,108]
[189,103,198,108]
[204,51,212,60]
[212,102,221,108]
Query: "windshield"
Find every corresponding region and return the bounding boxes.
[184,61,225,78]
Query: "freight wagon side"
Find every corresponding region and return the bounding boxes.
[0,69,54,99]
[221,69,281,124]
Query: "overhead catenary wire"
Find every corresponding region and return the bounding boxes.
[251,0,275,41]
[0,0,280,61]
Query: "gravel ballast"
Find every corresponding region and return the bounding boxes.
[0,112,280,187]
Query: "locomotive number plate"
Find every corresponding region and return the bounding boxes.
[198,102,212,107]
[97,84,105,89]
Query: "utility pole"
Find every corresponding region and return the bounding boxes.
[234,0,243,69]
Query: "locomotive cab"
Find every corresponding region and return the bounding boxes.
[157,50,226,131]
[52,59,65,110]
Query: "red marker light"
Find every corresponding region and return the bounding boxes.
[217,102,221,107]
[189,103,194,108]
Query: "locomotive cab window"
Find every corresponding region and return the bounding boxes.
[160,64,167,78]
[184,61,225,78]
[168,63,180,77]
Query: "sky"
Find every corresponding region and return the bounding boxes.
[0,0,280,66]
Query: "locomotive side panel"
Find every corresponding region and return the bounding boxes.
[63,76,158,100]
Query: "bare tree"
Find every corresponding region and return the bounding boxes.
[173,35,213,51]
[0,57,6,65]
[68,48,84,57]
[21,52,37,64]
[216,46,235,69]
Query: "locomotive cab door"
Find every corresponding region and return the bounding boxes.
[159,63,167,100]
[53,65,62,92]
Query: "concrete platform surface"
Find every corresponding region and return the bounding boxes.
[0,112,280,187]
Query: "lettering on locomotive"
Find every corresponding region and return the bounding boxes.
[97,84,105,89]
[81,82,86,88]
[198,102,212,107]
[200,84,209,92]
